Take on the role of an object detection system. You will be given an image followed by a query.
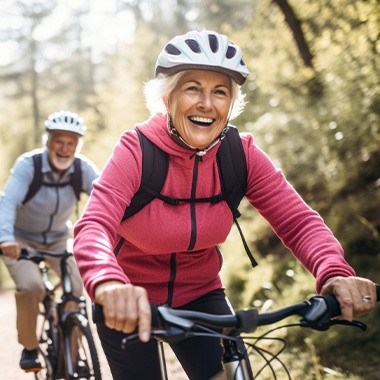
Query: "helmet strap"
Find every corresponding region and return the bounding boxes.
[166,114,229,157]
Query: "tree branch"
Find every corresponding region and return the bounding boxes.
[272,0,314,68]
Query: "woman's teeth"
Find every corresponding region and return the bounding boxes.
[189,116,214,126]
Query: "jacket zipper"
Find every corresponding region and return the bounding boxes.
[166,155,200,305]
[187,155,201,250]
[42,186,60,244]
[165,253,177,306]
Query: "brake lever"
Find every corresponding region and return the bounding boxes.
[121,326,191,349]
[18,248,44,264]
[328,319,367,331]
[153,326,193,343]
[299,295,368,331]
[300,316,367,331]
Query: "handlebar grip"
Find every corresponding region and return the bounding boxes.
[92,303,161,327]
[0,248,36,257]
[0,248,28,256]
[92,303,105,324]
[324,284,380,318]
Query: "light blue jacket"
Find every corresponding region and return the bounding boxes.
[0,148,100,245]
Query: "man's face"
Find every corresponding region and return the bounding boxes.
[46,130,79,174]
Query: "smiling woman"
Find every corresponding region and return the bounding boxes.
[72,29,377,380]
[164,70,232,149]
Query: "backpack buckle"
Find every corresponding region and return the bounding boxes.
[210,194,225,204]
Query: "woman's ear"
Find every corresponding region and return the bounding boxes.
[162,96,169,108]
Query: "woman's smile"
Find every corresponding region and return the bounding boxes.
[188,116,215,128]
[166,70,232,149]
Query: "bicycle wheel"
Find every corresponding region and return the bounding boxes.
[34,348,54,380]
[64,313,102,380]
[37,314,63,379]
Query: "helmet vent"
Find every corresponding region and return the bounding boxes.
[165,44,181,55]
[45,110,87,136]
[226,46,237,59]
[185,39,201,53]
[208,34,219,53]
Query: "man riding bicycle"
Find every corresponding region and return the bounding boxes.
[0,110,100,373]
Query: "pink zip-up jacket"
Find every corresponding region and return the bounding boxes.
[73,113,355,307]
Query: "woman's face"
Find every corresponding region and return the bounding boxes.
[166,70,232,149]
[46,130,79,175]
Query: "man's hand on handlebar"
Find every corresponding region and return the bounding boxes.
[320,276,377,321]
[0,241,21,260]
[94,281,151,343]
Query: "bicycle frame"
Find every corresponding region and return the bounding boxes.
[145,334,252,380]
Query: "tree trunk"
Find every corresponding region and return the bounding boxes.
[272,0,314,68]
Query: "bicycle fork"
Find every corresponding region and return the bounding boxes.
[219,339,253,380]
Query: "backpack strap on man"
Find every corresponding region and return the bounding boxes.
[22,153,82,204]
[22,153,43,204]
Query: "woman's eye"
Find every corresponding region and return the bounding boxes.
[215,89,227,95]
[186,86,200,92]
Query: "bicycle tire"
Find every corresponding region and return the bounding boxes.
[37,313,65,379]
[64,313,102,380]
[34,348,54,380]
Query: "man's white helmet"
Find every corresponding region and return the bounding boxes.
[155,30,250,85]
[45,111,87,136]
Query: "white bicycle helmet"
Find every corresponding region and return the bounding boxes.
[155,30,249,85]
[45,111,87,136]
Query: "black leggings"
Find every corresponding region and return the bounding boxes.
[96,288,245,380]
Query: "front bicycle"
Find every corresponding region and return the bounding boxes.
[19,248,102,380]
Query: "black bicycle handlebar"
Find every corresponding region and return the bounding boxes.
[92,284,380,334]
[0,247,73,264]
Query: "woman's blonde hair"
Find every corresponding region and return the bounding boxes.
[144,71,246,120]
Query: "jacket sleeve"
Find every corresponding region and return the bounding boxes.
[0,156,34,243]
[73,130,142,300]
[242,133,355,293]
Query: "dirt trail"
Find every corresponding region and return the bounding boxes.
[0,289,187,380]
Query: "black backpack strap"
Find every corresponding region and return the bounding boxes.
[122,129,169,221]
[217,126,247,218]
[217,126,258,268]
[71,157,82,201]
[116,129,169,256]
[23,154,82,204]
[22,153,43,204]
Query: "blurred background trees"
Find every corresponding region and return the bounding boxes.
[0,0,379,378]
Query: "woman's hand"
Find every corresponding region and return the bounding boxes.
[320,276,376,321]
[0,241,21,259]
[94,281,151,342]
